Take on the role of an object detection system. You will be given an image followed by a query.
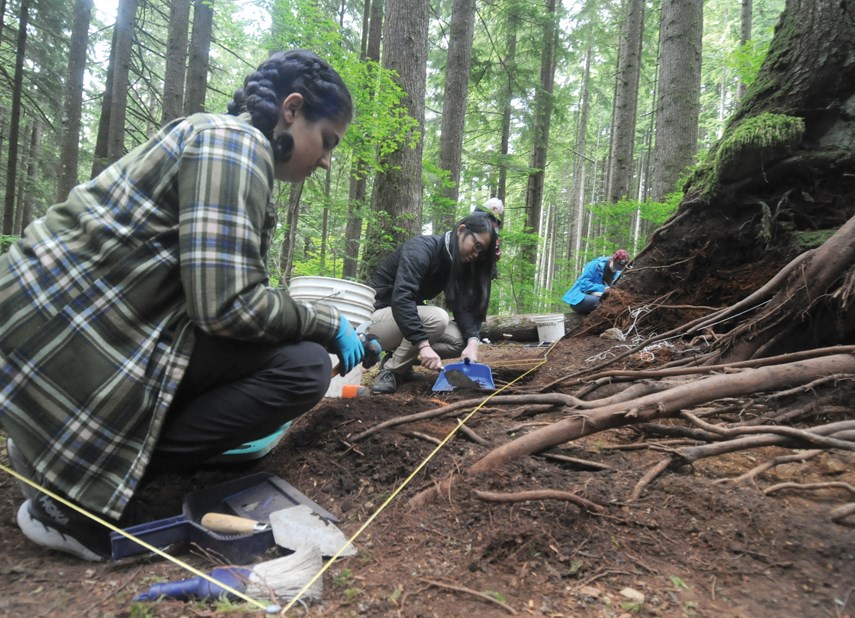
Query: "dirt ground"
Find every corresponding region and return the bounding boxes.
[1,333,853,618]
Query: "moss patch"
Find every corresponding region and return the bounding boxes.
[793,229,836,250]
[714,113,804,181]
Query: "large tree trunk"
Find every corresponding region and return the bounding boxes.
[184,0,213,115]
[481,313,584,342]
[56,0,93,202]
[566,40,592,277]
[736,0,752,101]
[627,0,855,351]
[360,0,429,279]
[2,0,29,235]
[161,0,191,124]
[522,0,557,269]
[91,27,117,179]
[106,0,137,163]
[19,120,40,232]
[433,0,476,233]
[343,0,383,281]
[649,0,703,201]
[496,5,519,206]
[605,0,644,203]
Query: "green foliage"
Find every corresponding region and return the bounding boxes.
[483,590,508,604]
[727,39,771,90]
[793,229,836,250]
[642,192,683,227]
[669,575,690,590]
[332,567,354,588]
[0,235,19,255]
[127,603,157,618]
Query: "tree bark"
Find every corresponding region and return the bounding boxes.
[360,0,429,279]
[20,120,40,232]
[343,0,383,281]
[56,0,93,203]
[434,0,476,232]
[736,0,752,101]
[496,5,519,206]
[605,0,644,203]
[566,42,592,275]
[279,183,303,283]
[91,26,117,179]
[522,0,557,269]
[480,312,584,342]
[649,0,703,201]
[161,0,191,124]
[2,0,29,235]
[184,0,213,115]
[106,0,137,164]
[470,354,855,473]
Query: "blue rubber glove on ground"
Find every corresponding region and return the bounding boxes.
[334,315,364,374]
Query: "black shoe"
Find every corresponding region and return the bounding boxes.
[6,438,39,501]
[372,368,402,394]
[17,493,111,561]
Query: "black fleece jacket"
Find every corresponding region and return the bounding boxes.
[370,233,481,344]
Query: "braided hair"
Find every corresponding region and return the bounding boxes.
[227,50,353,163]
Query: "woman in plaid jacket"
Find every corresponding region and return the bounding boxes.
[0,50,363,560]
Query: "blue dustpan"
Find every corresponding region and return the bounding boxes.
[432,358,495,392]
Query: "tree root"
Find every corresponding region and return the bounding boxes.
[473,488,605,513]
[763,482,855,526]
[715,449,824,484]
[626,421,853,500]
[763,481,855,497]
[350,393,580,442]
[629,458,673,502]
[829,503,855,525]
[420,578,518,615]
[469,355,855,474]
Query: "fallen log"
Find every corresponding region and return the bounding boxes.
[481,312,584,342]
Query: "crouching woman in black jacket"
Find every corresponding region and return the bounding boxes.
[367,214,497,394]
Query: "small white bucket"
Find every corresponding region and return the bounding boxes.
[289,276,375,328]
[289,276,376,397]
[533,314,565,342]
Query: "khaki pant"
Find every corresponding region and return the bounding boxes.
[366,305,465,374]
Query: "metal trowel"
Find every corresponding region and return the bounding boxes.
[442,368,483,389]
[270,505,356,558]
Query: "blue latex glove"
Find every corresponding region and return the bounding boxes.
[334,316,364,374]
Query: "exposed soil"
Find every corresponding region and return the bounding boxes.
[1,333,853,618]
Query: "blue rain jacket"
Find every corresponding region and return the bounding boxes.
[562,257,623,306]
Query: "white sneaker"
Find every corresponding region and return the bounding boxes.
[17,495,107,562]
[6,438,39,500]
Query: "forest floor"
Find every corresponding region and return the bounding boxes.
[1,329,853,618]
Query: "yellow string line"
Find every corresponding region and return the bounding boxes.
[280,343,556,614]
[0,339,559,615]
[0,460,272,612]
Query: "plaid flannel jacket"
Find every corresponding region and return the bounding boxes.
[0,113,339,519]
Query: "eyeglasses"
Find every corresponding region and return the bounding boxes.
[466,231,486,256]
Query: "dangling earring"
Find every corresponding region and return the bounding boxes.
[273,132,294,163]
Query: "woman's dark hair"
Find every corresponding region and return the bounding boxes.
[227,49,353,163]
[446,214,498,322]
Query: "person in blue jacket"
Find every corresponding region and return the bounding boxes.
[563,249,630,314]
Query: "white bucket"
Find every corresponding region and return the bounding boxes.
[289,276,376,397]
[289,276,375,328]
[533,314,565,342]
